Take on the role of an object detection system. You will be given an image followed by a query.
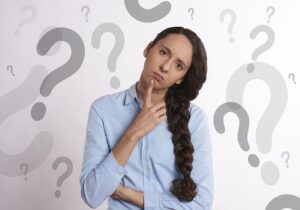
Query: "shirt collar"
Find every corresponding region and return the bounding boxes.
[124,81,143,107]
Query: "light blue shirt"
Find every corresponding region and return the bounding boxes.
[79,81,214,210]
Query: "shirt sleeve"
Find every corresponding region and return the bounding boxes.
[144,107,214,210]
[79,101,127,209]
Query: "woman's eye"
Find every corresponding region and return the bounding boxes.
[176,63,183,70]
[159,49,167,55]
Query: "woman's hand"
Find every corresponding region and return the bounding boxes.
[126,79,167,140]
[111,184,144,208]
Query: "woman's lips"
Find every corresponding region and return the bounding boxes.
[153,72,163,81]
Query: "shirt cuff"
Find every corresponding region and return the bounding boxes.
[97,152,127,184]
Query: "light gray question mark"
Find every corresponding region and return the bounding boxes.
[219,9,237,43]
[188,8,194,20]
[227,61,287,185]
[266,6,275,23]
[266,194,300,210]
[124,0,171,22]
[92,23,125,89]
[250,25,274,60]
[52,156,73,198]
[32,27,85,121]
[0,65,53,177]
[281,151,290,168]
[81,5,90,22]
[15,4,37,36]
[288,73,296,84]
[20,163,29,180]
[6,65,14,76]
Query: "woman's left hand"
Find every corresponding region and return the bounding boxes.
[111,184,144,208]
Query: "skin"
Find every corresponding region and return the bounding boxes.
[111,33,193,208]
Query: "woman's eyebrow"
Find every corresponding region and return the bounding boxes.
[161,45,187,67]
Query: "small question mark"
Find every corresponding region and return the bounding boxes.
[219,9,237,43]
[188,8,194,20]
[20,163,29,180]
[52,156,73,198]
[91,23,125,89]
[288,73,296,84]
[32,27,85,121]
[6,65,15,76]
[81,5,90,22]
[281,151,290,168]
[250,25,275,60]
[15,4,37,36]
[266,6,275,23]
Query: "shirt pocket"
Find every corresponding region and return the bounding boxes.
[150,131,176,168]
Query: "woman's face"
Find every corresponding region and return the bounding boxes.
[141,33,193,90]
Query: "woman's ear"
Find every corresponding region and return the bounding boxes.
[143,41,153,57]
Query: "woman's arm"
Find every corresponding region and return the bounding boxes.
[111,184,144,208]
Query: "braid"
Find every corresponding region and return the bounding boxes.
[165,84,197,202]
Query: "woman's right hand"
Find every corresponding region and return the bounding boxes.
[126,79,167,140]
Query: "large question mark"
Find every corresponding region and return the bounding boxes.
[219,9,237,43]
[266,6,275,23]
[20,163,29,180]
[0,65,53,177]
[188,8,194,20]
[281,151,290,168]
[52,156,73,198]
[124,0,171,22]
[250,25,274,60]
[226,61,288,185]
[15,4,37,36]
[32,27,85,121]
[81,5,90,22]
[91,23,124,89]
[266,194,300,210]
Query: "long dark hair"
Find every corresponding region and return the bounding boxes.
[149,26,207,202]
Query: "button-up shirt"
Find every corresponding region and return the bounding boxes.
[79,81,214,209]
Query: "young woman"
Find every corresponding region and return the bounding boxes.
[80,26,213,209]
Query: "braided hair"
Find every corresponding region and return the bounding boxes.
[149,26,207,202]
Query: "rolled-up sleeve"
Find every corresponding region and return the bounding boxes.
[79,102,127,209]
[144,107,214,210]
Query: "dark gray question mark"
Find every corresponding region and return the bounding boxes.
[92,23,124,89]
[214,102,260,167]
[6,65,15,76]
[266,194,300,210]
[124,0,171,22]
[20,163,29,180]
[32,27,85,121]
[52,156,73,198]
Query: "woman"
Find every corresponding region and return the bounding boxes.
[80,26,213,209]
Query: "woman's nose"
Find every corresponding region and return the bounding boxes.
[160,59,171,72]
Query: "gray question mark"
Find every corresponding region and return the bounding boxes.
[32,27,85,121]
[81,5,90,22]
[214,102,261,167]
[124,0,171,22]
[266,194,300,210]
[52,156,73,198]
[250,25,274,60]
[20,163,29,180]
[288,73,296,84]
[266,6,275,23]
[188,8,194,20]
[281,151,290,168]
[6,65,15,76]
[227,61,288,185]
[0,65,53,177]
[219,9,237,43]
[92,23,125,89]
[15,4,37,36]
